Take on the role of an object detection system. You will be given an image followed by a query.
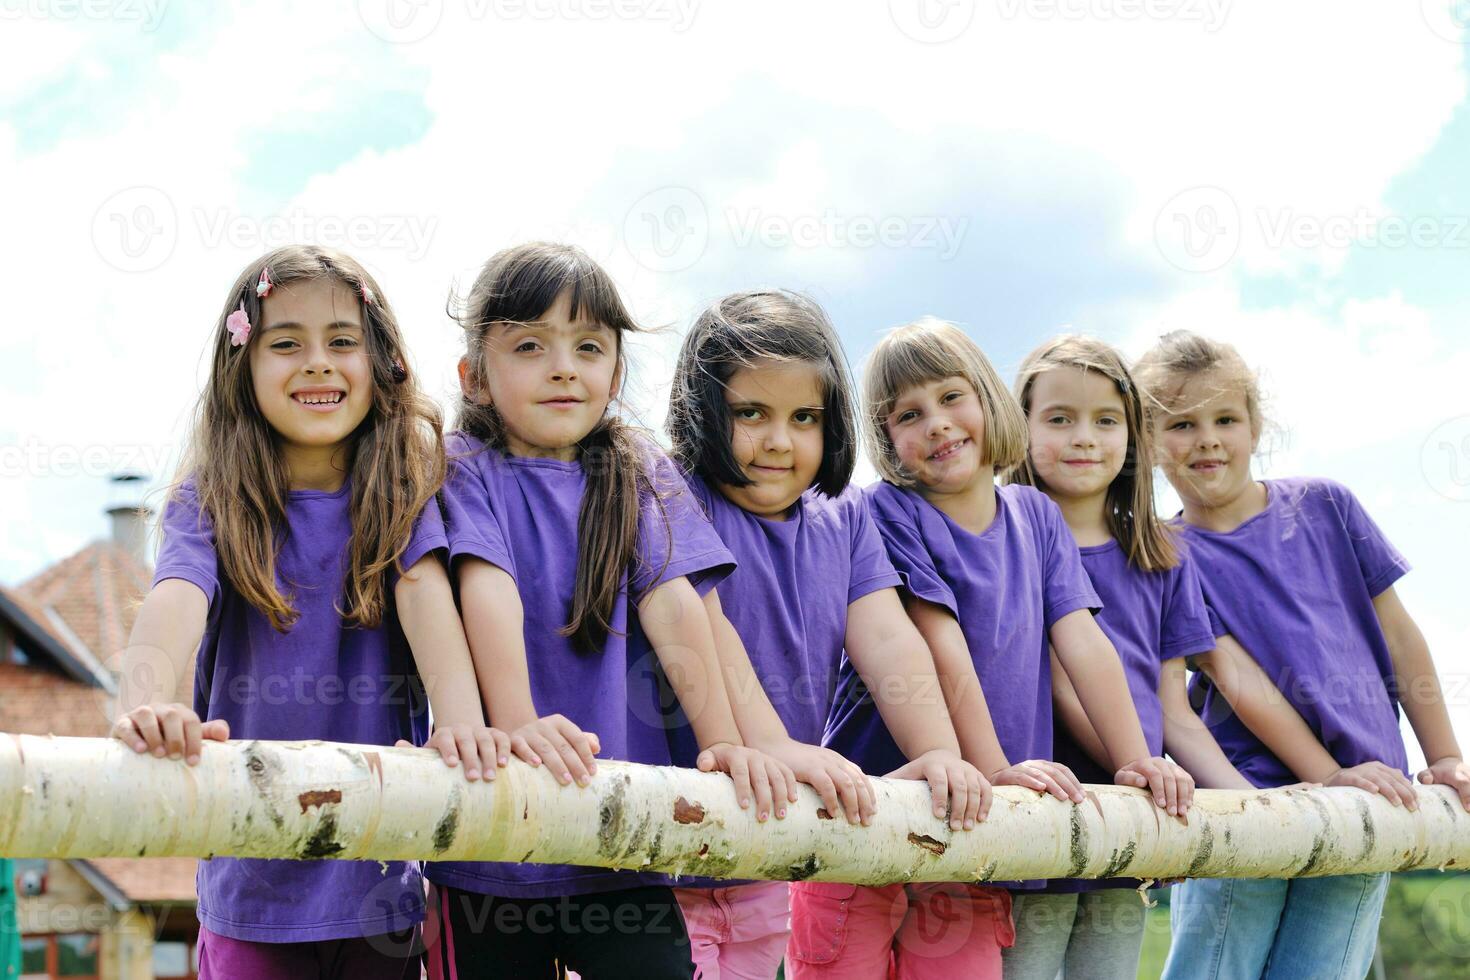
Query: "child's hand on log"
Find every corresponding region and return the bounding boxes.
[508,714,601,788]
[1116,756,1195,817]
[757,739,876,826]
[697,742,798,823]
[887,749,989,830]
[991,760,1085,803]
[110,702,228,766]
[1325,762,1419,811]
[1416,756,1470,810]
[401,725,511,782]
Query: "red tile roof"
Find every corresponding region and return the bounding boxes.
[85,858,197,904]
[21,540,151,671]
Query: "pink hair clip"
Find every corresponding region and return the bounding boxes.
[256,267,274,299]
[226,302,251,347]
[359,281,375,307]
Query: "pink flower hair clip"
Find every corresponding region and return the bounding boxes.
[226,302,251,347]
[359,281,376,307]
[256,267,274,299]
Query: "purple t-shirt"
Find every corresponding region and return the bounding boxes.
[1045,539,1216,894]
[664,476,902,765]
[154,480,444,943]
[427,432,735,899]
[1183,477,1411,788]
[823,481,1101,778]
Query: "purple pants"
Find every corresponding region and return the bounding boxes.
[198,925,421,980]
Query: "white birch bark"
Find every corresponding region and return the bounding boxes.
[1,735,1464,883]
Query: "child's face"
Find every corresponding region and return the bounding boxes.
[250,278,373,456]
[720,359,825,519]
[463,289,620,461]
[885,375,990,495]
[1153,371,1257,510]
[1025,365,1129,501]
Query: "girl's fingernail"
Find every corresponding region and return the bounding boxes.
[499,757,508,766]
[777,808,786,819]
[187,755,199,765]
[466,769,479,779]
[759,811,769,821]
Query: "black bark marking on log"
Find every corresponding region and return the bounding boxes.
[697,843,709,857]
[1354,797,1376,861]
[520,850,535,864]
[646,831,663,868]
[673,797,707,825]
[1066,806,1088,877]
[1099,841,1137,879]
[244,743,285,829]
[137,846,147,857]
[1441,797,1457,821]
[1296,835,1327,876]
[787,854,821,881]
[298,789,342,813]
[1186,823,1215,877]
[432,787,461,852]
[908,833,946,857]
[300,813,345,859]
[597,775,631,857]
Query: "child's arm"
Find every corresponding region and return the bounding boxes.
[844,589,993,830]
[1196,636,1419,807]
[639,577,795,823]
[394,555,511,781]
[1373,586,1470,809]
[458,557,601,787]
[110,579,227,765]
[702,589,876,825]
[1051,609,1194,815]
[1049,649,1111,774]
[1158,657,1253,790]
[907,598,1082,803]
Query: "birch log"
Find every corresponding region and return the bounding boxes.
[0,735,1464,883]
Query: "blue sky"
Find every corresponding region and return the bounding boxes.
[2,1,1467,762]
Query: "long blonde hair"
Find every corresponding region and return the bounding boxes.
[1009,335,1178,572]
[174,245,443,632]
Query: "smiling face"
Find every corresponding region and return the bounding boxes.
[462,288,620,461]
[1025,365,1129,502]
[249,278,373,463]
[1153,370,1259,511]
[719,359,826,519]
[885,375,991,497]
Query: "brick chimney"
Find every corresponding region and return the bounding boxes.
[105,473,154,569]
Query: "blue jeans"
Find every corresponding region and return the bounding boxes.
[1162,874,1388,980]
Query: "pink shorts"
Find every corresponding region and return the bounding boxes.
[786,882,1014,980]
[674,881,791,980]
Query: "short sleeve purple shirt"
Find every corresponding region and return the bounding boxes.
[427,432,735,898]
[1183,477,1411,788]
[153,480,444,943]
[1044,540,1216,894]
[823,482,1100,777]
[664,476,902,764]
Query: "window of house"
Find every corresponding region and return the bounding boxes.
[153,940,194,978]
